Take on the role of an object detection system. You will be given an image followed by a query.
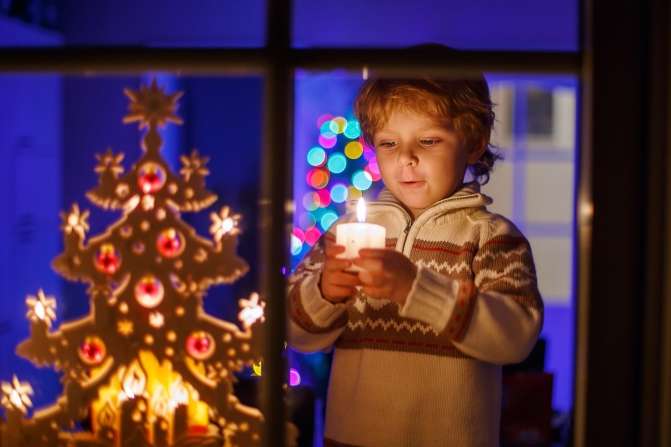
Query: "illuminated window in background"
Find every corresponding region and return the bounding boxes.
[483,76,577,413]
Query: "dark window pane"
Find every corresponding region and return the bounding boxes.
[1,0,266,47]
[293,0,578,51]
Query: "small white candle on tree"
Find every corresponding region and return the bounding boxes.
[336,198,386,261]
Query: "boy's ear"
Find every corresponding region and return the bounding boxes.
[466,138,488,164]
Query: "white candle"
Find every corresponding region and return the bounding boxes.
[336,198,386,260]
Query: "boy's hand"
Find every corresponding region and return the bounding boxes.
[319,243,362,304]
[353,249,418,306]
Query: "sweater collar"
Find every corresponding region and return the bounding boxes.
[374,181,492,220]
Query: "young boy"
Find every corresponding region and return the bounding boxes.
[288,73,544,446]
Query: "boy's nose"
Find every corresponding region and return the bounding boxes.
[398,147,419,166]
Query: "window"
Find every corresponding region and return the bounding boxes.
[10,1,657,446]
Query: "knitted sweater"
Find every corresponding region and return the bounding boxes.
[287,182,544,447]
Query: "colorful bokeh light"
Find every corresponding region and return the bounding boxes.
[307,146,327,167]
[302,191,320,211]
[344,141,363,159]
[290,234,303,255]
[317,189,332,207]
[289,368,301,387]
[327,153,347,174]
[343,120,361,139]
[320,211,339,231]
[348,186,363,200]
[330,184,348,203]
[319,134,338,149]
[363,145,376,161]
[316,114,333,128]
[299,212,316,228]
[307,168,330,189]
[352,170,373,191]
[329,117,348,135]
[293,227,305,241]
[319,121,336,138]
[304,227,321,246]
[365,161,382,181]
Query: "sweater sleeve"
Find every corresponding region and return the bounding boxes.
[398,217,544,365]
[287,232,350,353]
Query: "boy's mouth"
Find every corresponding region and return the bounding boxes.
[399,180,426,188]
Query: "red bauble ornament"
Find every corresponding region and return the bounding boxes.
[156,228,185,258]
[94,244,121,274]
[137,162,166,194]
[134,275,164,308]
[186,331,215,360]
[79,336,106,365]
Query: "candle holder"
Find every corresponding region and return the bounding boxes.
[335,198,386,270]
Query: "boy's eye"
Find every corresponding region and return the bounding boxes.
[420,138,441,146]
[377,141,397,148]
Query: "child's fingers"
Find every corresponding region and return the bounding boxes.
[358,248,389,258]
[324,258,352,272]
[352,257,383,273]
[329,271,361,287]
[324,285,357,302]
[324,243,346,257]
[358,269,386,287]
[361,285,388,299]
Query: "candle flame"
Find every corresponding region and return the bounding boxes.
[356,198,366,223]
[98,401,116,428]
[151,385,169,418]
[168,378,189,410]
[122,361,147,399]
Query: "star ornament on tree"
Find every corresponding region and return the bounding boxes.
[59,203,90,239]
[238,292,265,328]
[210,206,241,241]
[122,79,183,129]
[180,150,210,181]
[94,148,125,178]
[26,289,57,327]
[1,376,33,414]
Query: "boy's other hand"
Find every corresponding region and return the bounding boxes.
[353,249,418,306]
[320,243,361,304]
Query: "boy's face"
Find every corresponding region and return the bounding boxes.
[373,109,482,218]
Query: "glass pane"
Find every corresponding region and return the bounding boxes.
[289,69,577,446]
[1,1,266,47]
[293,0,578,51]
[0,73,282,446]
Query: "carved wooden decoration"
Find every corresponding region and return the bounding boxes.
[0,80,284,447]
